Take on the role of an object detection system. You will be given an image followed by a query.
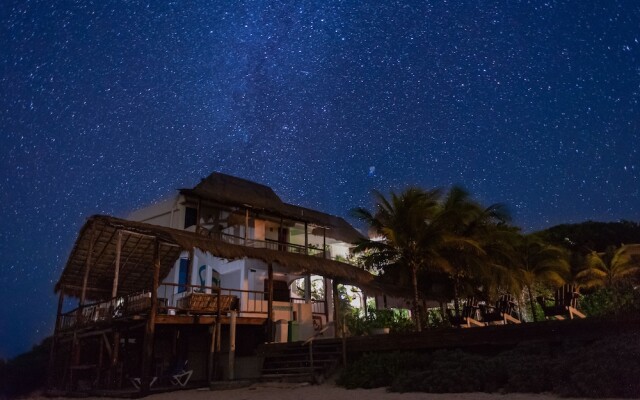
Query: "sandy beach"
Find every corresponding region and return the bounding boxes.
[30,381,636,400]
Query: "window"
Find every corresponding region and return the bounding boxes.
[184,207,197,229]
[177,258,189,293]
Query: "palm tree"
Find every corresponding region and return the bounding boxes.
[352,188,442,332]
[576,245,640,289]
[432,187,512,313]
[511,235,570,322]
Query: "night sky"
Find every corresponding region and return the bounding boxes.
[1,1,638,358]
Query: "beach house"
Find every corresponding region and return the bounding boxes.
[49,172,379,392]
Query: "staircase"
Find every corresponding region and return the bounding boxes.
[259,339,342,383]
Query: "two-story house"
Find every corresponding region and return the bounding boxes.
[48,172,378,393]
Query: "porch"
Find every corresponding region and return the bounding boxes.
[58,282,329,336]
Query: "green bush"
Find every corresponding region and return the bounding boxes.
[581,287,640,317]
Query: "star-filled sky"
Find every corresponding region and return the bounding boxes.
[1,1,638,358]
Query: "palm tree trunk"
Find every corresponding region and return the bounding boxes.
[453,278,460,317]
[411,263,422,332]
[526,284,537,322]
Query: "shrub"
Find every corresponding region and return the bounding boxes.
[551,334,640,398]
[336,335,640,398]
[391,350,504,393]
[337,352,428,389]
[581,287,640,318]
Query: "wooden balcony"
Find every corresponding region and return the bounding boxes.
[203,231,334,260]
[58,283,328,332]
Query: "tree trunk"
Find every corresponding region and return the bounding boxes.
[411,263,422,332]
[453,278,460,317]
[527,284,537,322]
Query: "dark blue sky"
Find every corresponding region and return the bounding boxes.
[1,1,638,358]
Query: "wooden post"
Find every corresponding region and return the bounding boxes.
[140,239,161,394]
[80,225,96,306]
[97,336,104,385]
[304,222,308,255]
[47,290,65,388]
[228,311,237,380]
[267,263,274,342]
[342,313,347,366]
[186,248,195,291]
[208,322,217,384]
[110,331,120,388]
[244,209,249,244]
[323,228,327,259]
[324,278,330,319]
[109,231,121,389]
[112,231,122,299]
[303,223,312,303]
[332,280,341,337]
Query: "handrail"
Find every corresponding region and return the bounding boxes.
[301,322,334,379]
[302,322,333,346]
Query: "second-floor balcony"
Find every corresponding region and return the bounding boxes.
[200,229,337,260]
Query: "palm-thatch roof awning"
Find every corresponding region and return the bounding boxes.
[180,172,364,243]
[55,215,382,301]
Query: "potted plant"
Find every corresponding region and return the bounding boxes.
[367,309,395,335]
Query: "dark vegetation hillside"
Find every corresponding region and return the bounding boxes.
[0,337,50,398]
[537,220,640,252]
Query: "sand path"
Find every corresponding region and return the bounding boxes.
[31,381,634,400]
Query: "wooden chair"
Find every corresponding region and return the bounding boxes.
[536,284,586,320]
[480,294,521,325]
[447,298,484,328]
[170,360,193,387]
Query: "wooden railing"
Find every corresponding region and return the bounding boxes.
[58,283,328,331]
[290,297,327,316]
[208,231,330,259]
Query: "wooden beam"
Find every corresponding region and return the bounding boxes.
[90,228,117,272]
[332,280,341,337]
[46,290,65,389]
[323,228,327,259]
[228,311,237,381]
[267,263,274,343]
[187,248,195,291]
[304,222,308,255]
[140,238,160,394]
[208,322,217,384]
[80,224,97,306]
[112,231,122,299]
[244,208,249,244]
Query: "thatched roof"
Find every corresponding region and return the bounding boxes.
[56,215,383,301]
[180,172,364,243]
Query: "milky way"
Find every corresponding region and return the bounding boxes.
[1,1,638,358]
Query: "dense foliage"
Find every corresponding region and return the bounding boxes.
[537,220,640,252]
[338,335,640,398]
[353,187,640,329]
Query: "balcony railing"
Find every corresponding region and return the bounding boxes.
[58,282,328,331]
[207,231,329,259]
